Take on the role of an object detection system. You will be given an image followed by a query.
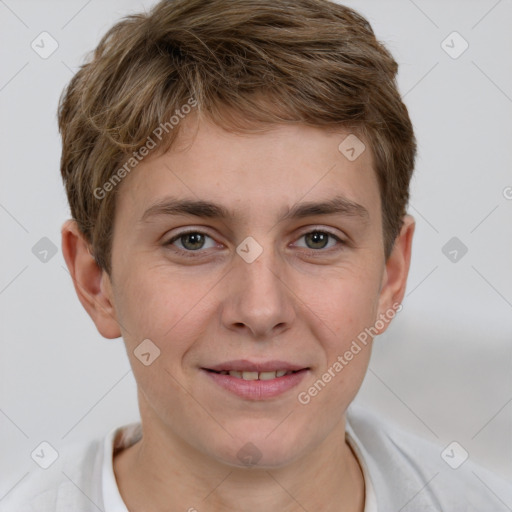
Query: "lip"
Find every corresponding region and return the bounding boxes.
[201,360,310,400]
[205,359,308,373]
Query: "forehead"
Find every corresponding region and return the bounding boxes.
[115,116,380,226]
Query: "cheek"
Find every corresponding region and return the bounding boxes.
[294,270,380,398]
[113,264,216,346]
[111,269,210,407]
[298,267,381,340]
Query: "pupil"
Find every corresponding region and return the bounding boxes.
[182,233,204,250]
[306,232,328,249]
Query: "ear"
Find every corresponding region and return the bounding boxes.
[375,214,415,332]
[61,219,121,339]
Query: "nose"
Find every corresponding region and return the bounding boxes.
[220,245,296,339]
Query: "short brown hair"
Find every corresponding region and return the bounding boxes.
[58,0,416,274]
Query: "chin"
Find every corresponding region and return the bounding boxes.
[208,429,307,470]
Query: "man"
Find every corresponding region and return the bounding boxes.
[2,0,510,510]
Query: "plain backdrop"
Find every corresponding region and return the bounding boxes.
[1,0,511,499]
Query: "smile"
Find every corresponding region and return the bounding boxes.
[207,369,297,380]
[202,364,309,400]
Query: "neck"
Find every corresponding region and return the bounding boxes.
[113,403,365,512]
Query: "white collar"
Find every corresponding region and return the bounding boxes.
[346,417,379,512]
[101,423,141,512]
[101,421,377,512]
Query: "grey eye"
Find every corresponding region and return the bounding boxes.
[296,231,339,250]
[170,232,216,251]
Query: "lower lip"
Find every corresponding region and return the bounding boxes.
[202,369,308,400]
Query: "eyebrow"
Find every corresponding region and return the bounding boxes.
[281,195,369,223]
[140,199,230,222]
[140,195,369,224]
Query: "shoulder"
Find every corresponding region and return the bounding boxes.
[0,436,105,512]
[346,404,512,511]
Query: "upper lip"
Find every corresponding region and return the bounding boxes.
[204,360,309,372]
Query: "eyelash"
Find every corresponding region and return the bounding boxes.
[164,228,345,258]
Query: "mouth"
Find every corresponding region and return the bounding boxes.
[201,360,310,400]
[204,369,302,380]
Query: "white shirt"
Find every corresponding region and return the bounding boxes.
[1,405,510,511]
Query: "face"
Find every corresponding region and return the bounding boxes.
[96,116,405,468]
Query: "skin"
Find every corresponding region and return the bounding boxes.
[62,114,414,512]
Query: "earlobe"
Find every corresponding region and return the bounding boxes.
[61,219,122,339]
[376,214,415,330]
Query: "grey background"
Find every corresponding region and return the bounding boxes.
[1,0,511,499]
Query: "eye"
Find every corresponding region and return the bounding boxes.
[167,231,217,251]
[294,230,343,250]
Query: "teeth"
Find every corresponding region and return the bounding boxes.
[241,371,259,381]
[225,370,293,380]
[259,371,277,380]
